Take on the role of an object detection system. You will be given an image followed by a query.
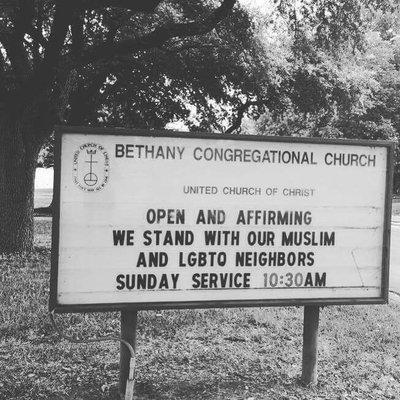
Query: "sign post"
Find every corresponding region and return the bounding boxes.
[49,126,393,390]
[301,305,320,385]
[120,310,137,398]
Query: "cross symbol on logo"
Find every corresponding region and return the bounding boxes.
[84,149,98,186]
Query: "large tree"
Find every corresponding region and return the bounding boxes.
[1,0,394,253]
[0,0,269,253]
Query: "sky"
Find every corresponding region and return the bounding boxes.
[240,0,271,12]
[35,168,53,189]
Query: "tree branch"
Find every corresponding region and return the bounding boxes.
[5,1,75,118]
[41,2,74,75]
[225,100,265,134]
[0,1,34,79]
[79,0,162,12]
[80,0,236,65]
[71,8,84,60]
[14,0,35,37]
[68,17,121,124]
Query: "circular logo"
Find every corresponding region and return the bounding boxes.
[73,143,110,192]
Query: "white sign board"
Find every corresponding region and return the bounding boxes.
[50,128,393,311]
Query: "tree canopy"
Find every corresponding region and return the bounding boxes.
[1,0,400,253]
[0,0,261,252]
[243,1,400,190]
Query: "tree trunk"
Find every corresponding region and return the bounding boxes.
[0,120,41,253]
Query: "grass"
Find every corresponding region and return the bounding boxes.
[1,219,400,399]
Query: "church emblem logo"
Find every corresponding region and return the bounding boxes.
[73,143,110,192]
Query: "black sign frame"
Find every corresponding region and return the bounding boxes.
[49,126,394,313]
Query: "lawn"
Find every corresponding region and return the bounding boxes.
[1,218,400,400]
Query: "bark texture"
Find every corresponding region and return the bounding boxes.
[0,119,42,252]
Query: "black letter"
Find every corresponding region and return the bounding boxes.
[315,272,326,287]
[115,144,125,157]
[127,230,134,245]
[192,273,200,288]
[113,230,126,245]
[116,274,125,290]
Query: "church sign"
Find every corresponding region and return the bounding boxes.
[50,127,393,312]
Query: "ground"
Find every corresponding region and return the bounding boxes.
[0,195,399,399]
